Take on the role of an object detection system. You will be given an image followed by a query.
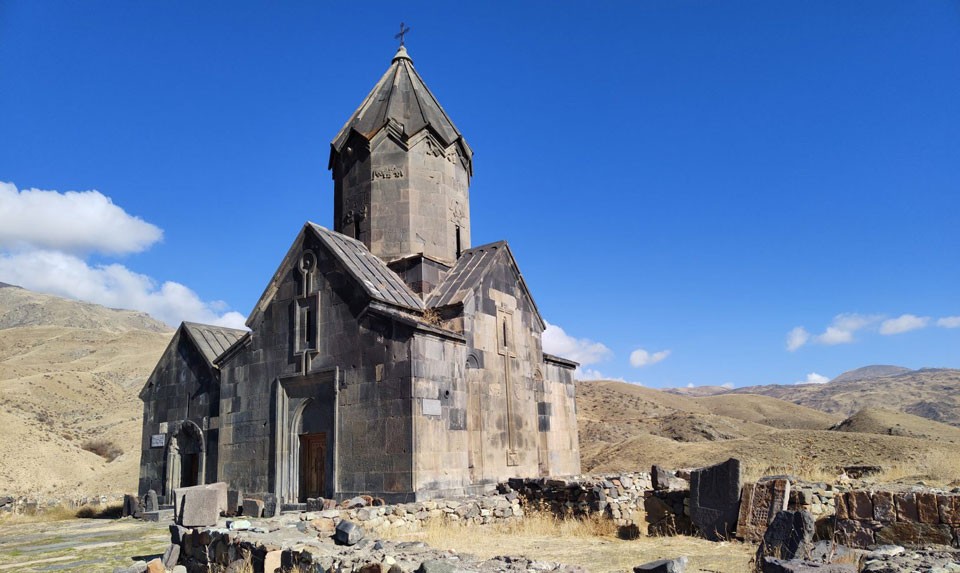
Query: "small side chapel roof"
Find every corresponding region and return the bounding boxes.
[330,46,472,164]
[181,322,249,368]
[427,241,546,329]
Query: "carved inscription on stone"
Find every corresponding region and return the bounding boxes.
[736,479,791,542]
[373,166,404,179]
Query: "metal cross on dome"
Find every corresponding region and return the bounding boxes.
[395,22,411,47]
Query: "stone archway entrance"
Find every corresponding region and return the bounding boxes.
[164,420,205,498]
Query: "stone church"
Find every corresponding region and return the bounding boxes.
[138,45,581,505]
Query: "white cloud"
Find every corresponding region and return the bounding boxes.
[0,181,163,255]
[937,316,960,328]
[879,314,930,335]
[686,382,695,388]
[816,313,879,345]
[796,372,830,385]
[0,181,245,330]
[0,249,247,329]
[786,326,810,351]
[629,347,670,367]
[542,322,612,365]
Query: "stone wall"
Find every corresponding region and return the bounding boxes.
[505,473,652,526]
[834,490,960,548]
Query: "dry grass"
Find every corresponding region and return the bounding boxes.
[381,510,754,573]
[81,438,124,462]
[0,501,123,524]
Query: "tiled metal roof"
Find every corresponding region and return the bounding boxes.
[331,47,471,160]
[308,223,425,311]
[427,241,507,308]
[181,322,249,367]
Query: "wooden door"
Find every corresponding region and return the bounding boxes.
[299,433,326,501]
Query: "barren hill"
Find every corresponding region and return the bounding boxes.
[577,379,960,484]
[831,407,960,444]
[0,285,172,497]
[727,367,960,426]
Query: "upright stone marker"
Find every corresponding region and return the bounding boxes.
[144,489,158,512]
[689,458,742,540]
[736,479,790,541]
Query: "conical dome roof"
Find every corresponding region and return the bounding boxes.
[330,47,471,162]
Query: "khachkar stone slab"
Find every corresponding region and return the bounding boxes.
[173,483,228,527]
[690,458,742,540]
[736,479,790,542]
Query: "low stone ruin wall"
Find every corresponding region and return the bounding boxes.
[505,473,652,526]
[790,482,846,518]
[324,494,524,533]
[835,490,960,548]
[0,494,124,515]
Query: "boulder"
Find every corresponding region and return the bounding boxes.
[146,558,165,573]
[334,520,365,546]
[162,543,180,570]
[242,499,264,518]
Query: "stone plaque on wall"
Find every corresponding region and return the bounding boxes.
[736,479,791,541]
[151,434,166,448]
[422,399,442,416]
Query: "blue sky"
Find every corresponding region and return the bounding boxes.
[1,1,958,388]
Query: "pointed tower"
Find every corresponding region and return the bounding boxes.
[329,46,473,271]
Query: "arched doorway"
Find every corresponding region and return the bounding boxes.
[297,400,328,501]
[164,420,205,498]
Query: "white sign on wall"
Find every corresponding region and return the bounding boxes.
[150,434,166,448]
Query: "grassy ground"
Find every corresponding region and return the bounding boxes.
[0,516,168,573]
[383,512,757,573]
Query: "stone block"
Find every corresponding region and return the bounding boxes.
[895,493,919,522]
[872,491,895,522]
[835,519,874,547]
[689,458,741,540]
[737,479,790,542]
[834,493,848,520]
[162,543,180,569]
[916,492,939,523]
[242,499,264,518]
[169,523,187,544]
[146,558,165,573]
[847,491,873,520]
[143,489,158,512]
[334,520,365,545]
[651,466,673,491]
[123,494,141,518]
[264,550,281,573]
[938,495,960,524]
[758,510,814,562]
[142,509,175,522]
[174,485,221,527]
[875,522,953,546]
[633,556,687,572]
[226,490,242,517]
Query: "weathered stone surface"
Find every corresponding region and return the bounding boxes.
[334,520,365,545]
[264,550,281,573]
[834,492,849,520]
[226,490,242,517]
[169,523,187,544]
[162,543,180,569]
[143,489,158,512]
[875,522,953,546]
[872,491,895,522]
[758,510,814,562]
[123,494,140,518]
[142,509,174,522]
[916,492,940,524]
[737,479,790,542]
[417,560,456,573]
[651,466,673,491]
[761,557,856,573]
[836,519,875,547]
[633,556,687,572]
[938,495,960,524]
[689,458,741,540]
[146,558,165,573]
[847,491,873,520]
[895,493,919,522]
[242,499,264,518]
[174,485,221,527]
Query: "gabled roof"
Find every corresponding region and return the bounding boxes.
[427,241,545,329]
[181,322,249,369]
[330,47,472,163]
[247,223,425,328]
